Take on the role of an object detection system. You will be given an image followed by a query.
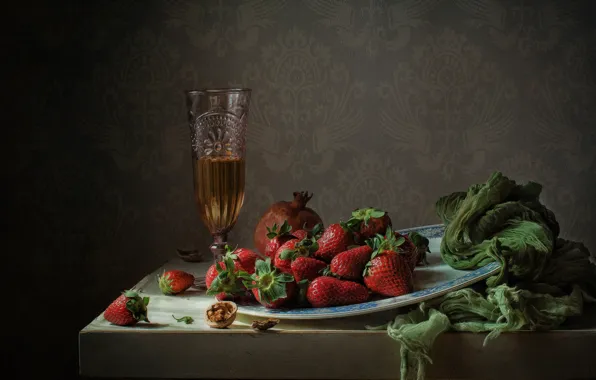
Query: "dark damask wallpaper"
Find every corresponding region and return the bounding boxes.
[7,0,596,379]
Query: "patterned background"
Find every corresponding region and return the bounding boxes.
[7,0,596,378]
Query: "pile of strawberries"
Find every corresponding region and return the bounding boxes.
[205,207,430,309]
[102,207,432,325]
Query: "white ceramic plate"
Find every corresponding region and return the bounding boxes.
[236,224,500,320]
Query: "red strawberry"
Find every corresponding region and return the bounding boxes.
[375,229,419,273]
[291,229,308,241]
[347,207,392,242]
[392,232,419,272]
[328,245,373,280]
[274,237,318,273]
[291,257,327,282]
[313,223,353,262]
[158,270,195,295]
[104,290,150,326]
[205,256,251,301]
[243,258,296,309]
[226,246,260,274]
[306,276,369,308]
[264,221,296,259]
[363,241,413,297]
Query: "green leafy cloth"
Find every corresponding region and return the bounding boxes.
[367,172,596,380]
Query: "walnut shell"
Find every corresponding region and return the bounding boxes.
[204,301,238,329]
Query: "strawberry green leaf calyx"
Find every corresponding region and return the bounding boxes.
[307,223,324,239]
[279,249,296,261]
[363,243,385,276]
[350,207,387,226]
[266,220,292,239]
[212,260,226,274]
[158,272,178,295]
[338,221,352,232]
[363,261,371,277]
[206,257,246,297]
[279,237,319,260]
[123,290,150,323]
[344,219,360,232]
[408,231,430,252]
[266,223,279,239]
[363,228,403,277]
[297,237,319,252]
[321,265,339,278]
[244,258,294,304]
[223,244,240,260]
[376,227,404,252]
[172,315,194,324]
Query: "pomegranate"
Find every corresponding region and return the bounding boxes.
[253,191,324,255]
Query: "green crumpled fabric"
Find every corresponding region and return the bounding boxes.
[367,172,596,380]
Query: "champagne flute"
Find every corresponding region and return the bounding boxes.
[185,88,251,264]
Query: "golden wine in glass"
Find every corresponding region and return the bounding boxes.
[186,88,251,263]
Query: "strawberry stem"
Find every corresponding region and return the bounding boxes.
[172,315,194,324]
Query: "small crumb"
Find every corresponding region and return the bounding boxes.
[251,318,280,331]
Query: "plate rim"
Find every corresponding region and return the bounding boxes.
[235,223,500,320]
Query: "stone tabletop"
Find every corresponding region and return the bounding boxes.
[79,258,596,380]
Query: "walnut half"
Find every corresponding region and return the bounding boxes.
[204,301,238,329]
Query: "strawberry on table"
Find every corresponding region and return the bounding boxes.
[346,207,392,241]
[205,255,252,302]
[104,290,150,326]
[327,245,373,280]
[274,237,318,273]
[158,270,195,295]
[363,232,413,297]
[291,256,327,282]
[306,276,369,308]
[242,258,297,309]
[313,223,353,262]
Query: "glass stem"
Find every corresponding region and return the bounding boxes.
[210,233,228,263]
